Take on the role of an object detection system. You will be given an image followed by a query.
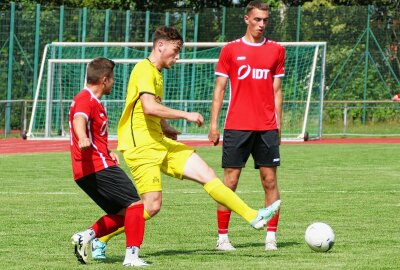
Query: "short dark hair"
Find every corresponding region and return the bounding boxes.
[246,0,270,15]
[86,57,115,84]
[152,26,183,49]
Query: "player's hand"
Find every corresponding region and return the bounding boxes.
[208,128,220,146]
[392,94,400,101]
[163,126,181,140]
[109,151,120,165]
[185,112,204,127]
[78,137,91,151]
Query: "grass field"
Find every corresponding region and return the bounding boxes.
[1,144,399,269]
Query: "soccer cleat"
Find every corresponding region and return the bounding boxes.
[123,258,149,267]
[216,238,236,251]
[123,246,149,267]
[71,232,90,264]
[250,200,281,230]
[91,238,107,260]
[265,238,278,251]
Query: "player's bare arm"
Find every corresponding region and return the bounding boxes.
[208,76,228,146]
[273,77,283,143]
[392,94,400,101]
[160,119,181,140]
[109,151,120,165]
[73,115,91,151]
[140,92,204,127]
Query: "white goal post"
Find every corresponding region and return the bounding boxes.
[27,41,326,141]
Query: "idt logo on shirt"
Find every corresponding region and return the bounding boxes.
[238,65,270,80]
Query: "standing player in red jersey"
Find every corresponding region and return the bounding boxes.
[69,57,147,266]
[208,0,285,251]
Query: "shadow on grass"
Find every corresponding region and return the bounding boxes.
[101,241,301,264]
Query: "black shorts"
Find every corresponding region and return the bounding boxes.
[222,129,280,169]
[75,166,140,214]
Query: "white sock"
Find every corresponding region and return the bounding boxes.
[218,233,229,241]
[83,228,96,242]
[266,231,276,241]
[125,246,140,259]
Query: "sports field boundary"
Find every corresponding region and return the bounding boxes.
[1,137,400,155]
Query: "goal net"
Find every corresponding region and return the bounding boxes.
[27,41,326,141]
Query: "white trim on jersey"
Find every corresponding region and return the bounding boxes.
[215,71,229,78]
[241,37,266,47]
[273,74,285,78]
[68,120,73,146]
[87,120,109,169]
[74,112,88,121]
[84,86,101,104]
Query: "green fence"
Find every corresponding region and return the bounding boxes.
[1,2,399,137]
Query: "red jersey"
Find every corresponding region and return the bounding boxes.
[215,37,285,130]
[69,87,116,180]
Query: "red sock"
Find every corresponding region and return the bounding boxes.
[125,203,145,247]
[217,210,232,234]
[91,214,125,238]
[267,210,280,232]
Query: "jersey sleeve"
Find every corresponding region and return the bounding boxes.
[273,46,285,78]
[136,63,156,95]
[73,94,92,120]
[215,45,230,78]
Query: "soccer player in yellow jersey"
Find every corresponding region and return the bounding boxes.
[92,26,281,261]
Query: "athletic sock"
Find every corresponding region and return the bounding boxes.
[266,231,276,241]
[125,203,145,248]
[217,210,232,235]
[204,178,257,223]
[267,210,280,233]
[91,214,125,238]
[98,208,152,243]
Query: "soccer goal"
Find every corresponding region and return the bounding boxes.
[27,41,326,141]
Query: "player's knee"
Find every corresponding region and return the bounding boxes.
[147,208,161,217]
[262,176,277,189]
[145,202,162,217]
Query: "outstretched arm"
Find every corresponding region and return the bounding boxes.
[392,93,400,101]
[140,93,204,127]
[208,76,228,146]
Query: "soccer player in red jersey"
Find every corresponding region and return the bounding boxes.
[69,57,147,266]
[208,0,285,251]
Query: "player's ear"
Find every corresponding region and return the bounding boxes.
[157,40,164,53]
[101,76,108,86]
[244,15,249,25]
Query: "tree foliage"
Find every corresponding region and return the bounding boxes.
[2,0,399,10]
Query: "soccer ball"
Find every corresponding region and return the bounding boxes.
[304,222,335,252]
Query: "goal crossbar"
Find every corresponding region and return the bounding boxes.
[27,41,326,141]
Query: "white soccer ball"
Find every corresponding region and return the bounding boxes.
[305,222,335,252]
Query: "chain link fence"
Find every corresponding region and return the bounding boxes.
[1,3,399,137]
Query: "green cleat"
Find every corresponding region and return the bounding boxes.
[250,200,281,230]
[91,238,107,260]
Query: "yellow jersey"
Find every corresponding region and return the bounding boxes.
[118,59,164,151]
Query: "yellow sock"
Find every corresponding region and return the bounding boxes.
[98,226,125,243]
[98,209,152,243]
[203,178,257,223]
[143,209,151,221]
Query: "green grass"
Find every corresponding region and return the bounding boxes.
[1,144,399,269]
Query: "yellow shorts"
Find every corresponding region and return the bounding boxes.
[122,137,195,195]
